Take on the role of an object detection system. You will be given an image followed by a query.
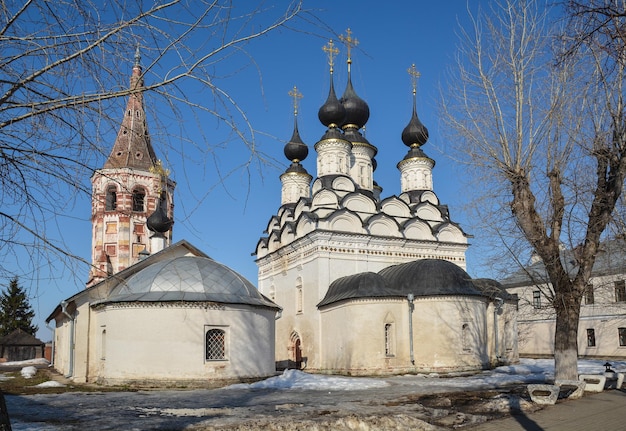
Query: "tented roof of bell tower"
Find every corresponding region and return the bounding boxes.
[104,47,158,170]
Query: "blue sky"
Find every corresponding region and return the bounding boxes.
[14,1,498,340]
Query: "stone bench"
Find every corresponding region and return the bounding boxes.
[578,374,606,392]
[527,384,559,405]
[603,372,624,390]
[555,379,586,399]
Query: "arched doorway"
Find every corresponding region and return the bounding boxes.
[289,331,303,369]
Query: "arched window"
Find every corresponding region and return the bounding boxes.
[296,277,303,314]
[100,329,106,360]
[132,188,145,212]
[462,323,471,352]
[105,186,117,211]
[205,328,226,360]
[384,323,395,357]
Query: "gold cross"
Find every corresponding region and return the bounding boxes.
[288,85,303,115]
[149,160,170,193]
[407,64,421,95]
[339,28,358,63]
[322,39,339,73]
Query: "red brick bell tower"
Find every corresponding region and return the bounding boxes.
[87,48,175,287]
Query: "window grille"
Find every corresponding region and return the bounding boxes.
[205,329,226,360]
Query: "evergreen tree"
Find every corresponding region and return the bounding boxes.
[0,277,37,337]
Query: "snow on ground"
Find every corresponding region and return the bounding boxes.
[0,358,49,369]
[3,358,626,431]
[20,367,37,379]
[227,368,389,390]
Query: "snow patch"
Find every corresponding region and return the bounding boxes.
[20,366,37,379]
[227,369,389,391]
[34,381,65,388]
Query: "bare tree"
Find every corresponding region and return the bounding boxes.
[442,0,626,380]
[0,0,306,283]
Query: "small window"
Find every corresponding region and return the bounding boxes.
[462,323,471,351]
[532,290,541,309]
[384,323,394,357]
[105,186,117,211]
[101,329,106,360]
[615,281,626,302]
[584,283,594,305]
[619,328,626,347]
[587,328,596,347]
[296,277,303,314]
[132,188,145,212]
[205,328,226,361]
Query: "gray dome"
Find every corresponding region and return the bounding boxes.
[101,256,277,308]
[378,259,483,298]
[318,259,484,308]
[318,272,394,307]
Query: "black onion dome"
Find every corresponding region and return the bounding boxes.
[378,259,483,298]
[401,101,429,147]
[284,117,308,162]
[318,75,346,128]
[340,76,369,129]
[147,195,173,233]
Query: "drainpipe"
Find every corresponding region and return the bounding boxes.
[407,293,415,365]
[494,297,504,364]
[60,301,75,378]
[45,322,55,367]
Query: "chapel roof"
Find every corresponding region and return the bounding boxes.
[95,255,278,309]
[318,259,484,307]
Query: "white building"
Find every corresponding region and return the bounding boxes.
[47,50,279,385]
[255,37,518,375]
[503,240,626,360]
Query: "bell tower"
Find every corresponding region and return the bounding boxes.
[88,48,175,286]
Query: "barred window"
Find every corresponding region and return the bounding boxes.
[619,328,626,347]
[384,323,394,357]
[205,328,226,361]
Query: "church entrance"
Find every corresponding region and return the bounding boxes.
[289,331,303,369]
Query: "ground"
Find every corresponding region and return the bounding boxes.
[0,359,620,431]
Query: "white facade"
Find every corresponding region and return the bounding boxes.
[504,241,626,359]
[48,241,279,385]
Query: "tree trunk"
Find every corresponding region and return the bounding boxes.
[0,391,11,431]
[553,289,582,381]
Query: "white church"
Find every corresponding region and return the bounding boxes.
[47,33,518,385]
[255,35,519,375]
